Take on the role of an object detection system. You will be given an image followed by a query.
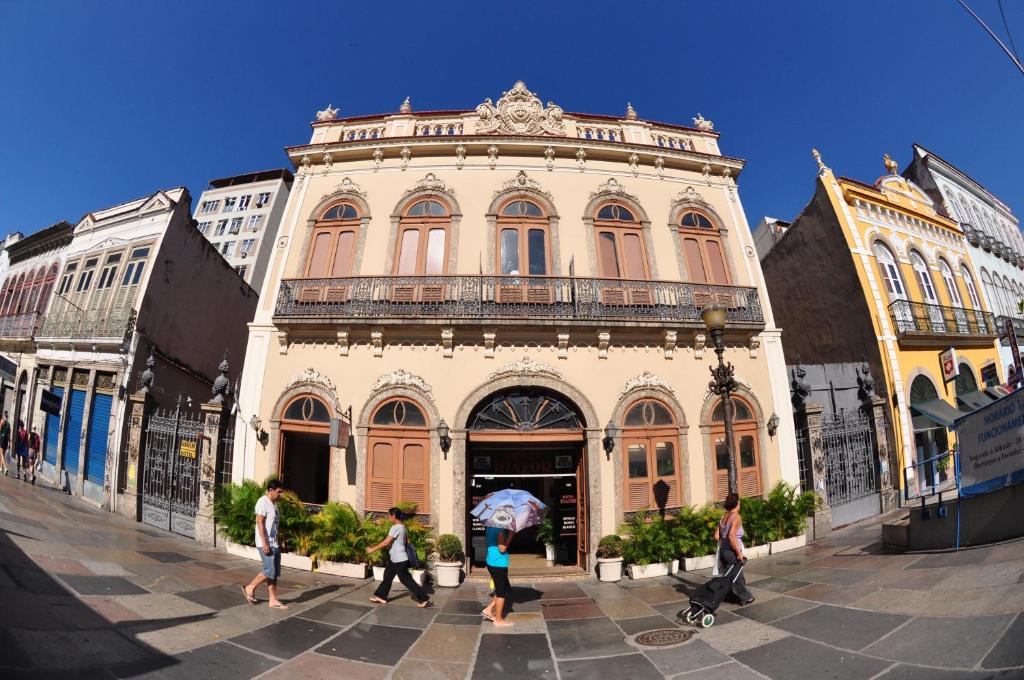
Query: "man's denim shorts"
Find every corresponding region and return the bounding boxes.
[260,547,281,580]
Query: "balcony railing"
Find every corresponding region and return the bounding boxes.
[275,275,764,325]
[996,315,1024,345]
[0,312,41,339]
[37,307,136,342]
[889,300,997,337]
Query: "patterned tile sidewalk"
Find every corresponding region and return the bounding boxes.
[1,476,1023,679]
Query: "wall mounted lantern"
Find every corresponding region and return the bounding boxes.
[437,419,452,458]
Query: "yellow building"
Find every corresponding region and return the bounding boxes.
[760,151,1002,503]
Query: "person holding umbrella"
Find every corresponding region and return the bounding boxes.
[471,488,548,627]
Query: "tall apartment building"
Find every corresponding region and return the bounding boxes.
[193,169,293,292]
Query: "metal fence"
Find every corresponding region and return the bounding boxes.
[140,400,205,538]
[821,411,879,507]
[888,300,997,337]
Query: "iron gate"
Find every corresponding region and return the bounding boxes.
[821,411,878,507]
[141,401,204,538]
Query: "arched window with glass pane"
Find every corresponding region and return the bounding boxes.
[621,399,681,512]
[938,259,962,306]
[909,252,938,304]
[678,210,729,284]
[394,200,450,275]
[961,265,982,309]
[710,397,762,500]
[367,398,430,513]
[497,199,549,276]
[873,242,907,302]
[305,202,359,278]
[594,203,649,280]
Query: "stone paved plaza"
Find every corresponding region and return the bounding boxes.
[1,476,1023,679]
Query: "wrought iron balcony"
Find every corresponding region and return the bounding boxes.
[0,312,41,340]
[996,315,1024,346]
[36,307,136,344]
[889,299,997,345]
[960,223,981,247]
[274,275,764,327]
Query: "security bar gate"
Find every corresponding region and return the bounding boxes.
[141,401,204,538]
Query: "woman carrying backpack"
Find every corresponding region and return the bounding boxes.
[365,507,432,608]
[27,426,40,485]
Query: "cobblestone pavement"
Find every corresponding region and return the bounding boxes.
[1,477,1023,679]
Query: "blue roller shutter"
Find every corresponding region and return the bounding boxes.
[62,389,87,475]
[44,386,63,465]
[85,393,112,483]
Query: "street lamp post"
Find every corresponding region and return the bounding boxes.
[703,305,738,496]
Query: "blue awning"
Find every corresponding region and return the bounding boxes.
[910,399,961,430]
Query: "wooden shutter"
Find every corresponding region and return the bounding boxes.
[399,439,428,513]
[652,439,680,507]
[367,439,396,510]
[623,439,651,512]
[737,432,762,497]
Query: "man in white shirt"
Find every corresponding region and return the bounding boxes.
[243,479,288,609]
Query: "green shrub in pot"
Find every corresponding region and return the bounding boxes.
[310,502,368,564]
[595,534,623,559]
[436,534,465,562]
[213,479,271,547]
[620,512,675,566]
[762,481,818,539]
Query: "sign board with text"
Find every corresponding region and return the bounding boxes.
[939,347,959,383]
[40,389,62,416]
[955,387,1024,495]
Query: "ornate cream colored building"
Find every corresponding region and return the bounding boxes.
[233,82,798,571]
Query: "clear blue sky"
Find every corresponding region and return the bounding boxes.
[1,0,1022,235]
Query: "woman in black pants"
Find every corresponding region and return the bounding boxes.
[366,507,432,607]
[714,492,755,605]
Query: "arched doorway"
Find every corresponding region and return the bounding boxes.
[278,394,331,504]
[366,398,430,515]
[710,396,763,500]
[908,374,949,492]
[465,387,587,573]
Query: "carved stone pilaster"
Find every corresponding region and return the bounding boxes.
[337,329,349,356]
[748,335,760,358]
[663,330,677,359]
[544,146,555,171]
[455,144,466,169]
[483,329,497,358]
[441,328,454,358]
[597,330,610,359]
[557,330,570,360]
[371,329,384,358]
[195,401,228,546]
[866,395,897,512]
[400,147,411,171]
[117,392,152,521]
[694,333,706,359]
[655,156,665,177]
[488,145,499,170]
[804,401,832,538]
[629,153,639,176]
[372,147,383,171]
[576,147,586,172]
[277,330,289,355]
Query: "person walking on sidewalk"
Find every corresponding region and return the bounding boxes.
[481,526,515,626]
[366,507,432,608]
[0,413,9,477]
[27,427,40,485]
[713,492,755,606]
[14,420,28,481]
[242,479,289,610]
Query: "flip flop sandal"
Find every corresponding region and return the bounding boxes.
[269,602,289,610]
[417,600,433,609]
[481,610,495,621]
[241,586,257,605]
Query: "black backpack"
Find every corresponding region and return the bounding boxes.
[405,540,422,569]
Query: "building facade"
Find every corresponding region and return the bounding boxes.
[193,169,293,291]
[233,82,799,572]
[27,188,258,510]
[903,144,1024,380]
[760,151,1002,503]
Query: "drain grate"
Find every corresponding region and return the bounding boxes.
[634,629,695,647]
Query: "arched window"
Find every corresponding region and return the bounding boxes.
[394,200,450,276]
[497,199,549,276]
[367,398,430,513]
[283,395,331,424]
[678,210,729,284]
[12,274,27,314]
[938,259,962,307]
[305,202,360,278]
[873,242,906,300]
[954,363,978,397]
[711,397,761,499]
[594,202,650,281]
[909,252,939,304]
[961,265,982,309]
[621,399,680,512]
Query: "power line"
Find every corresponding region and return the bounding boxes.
[956,0,1024,76]
[997,0,1020,62]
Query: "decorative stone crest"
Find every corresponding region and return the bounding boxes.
[692,113,714,131]
[544,146,555,171]
[211,350,231,403]
[589,177,639,206]
[403,172,453,198]
[325,177,366,200]
[671,185,710,210]
[399,96,412,113]
[493,170,553,201]
[316,104,339,122]
[288,368,335,392]
[474,81,565,136]
[625,102,638,120]
[488,144,499,170]
[370,369,434,397]
[372,147,383,171]
[399,147,411,171]
[455,144,466,169]
[629,153,639,176]
[618,371,676,401]
[487,356,563,381]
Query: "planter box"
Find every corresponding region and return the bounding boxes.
[373,566,386,581]
[435,561,463,587]
[670,559,679,574]
[281,552,313,571]
[682,554,717,571]
[745,543,770,560]
[597,557,623,582]
[318,560,369,579]
[770,534,807,554]
[225,540,261,562]
[627,561,673,579]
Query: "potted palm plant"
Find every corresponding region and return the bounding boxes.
[674,504,723,571]
[621,513,677,579]
[596,534,624,582]
[402,511,433,586]
[276,490,315,571]
[536,517,557,565]
[310,502,370,578]
[364,517,390,580]
[435,533,464,587]
[214,479,265,561]
[764,482,817,554]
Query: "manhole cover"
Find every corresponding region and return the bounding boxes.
[634,629,695,647]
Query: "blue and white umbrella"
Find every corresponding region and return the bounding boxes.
[471,489,548,532]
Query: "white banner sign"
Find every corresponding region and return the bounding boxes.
[940,347,958,383]
[955,387,1024,495]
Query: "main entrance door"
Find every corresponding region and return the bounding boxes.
[141,403,203,537]
[465,387,588,572]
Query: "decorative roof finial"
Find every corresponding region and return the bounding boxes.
[315,104,339,122]
[211,350,231,403]
[692,113,714,131]
[138,347,156,394]
[625,102,637,120]
[812,148,825,171]
[883,153,899,176]
[399,96,412,113]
